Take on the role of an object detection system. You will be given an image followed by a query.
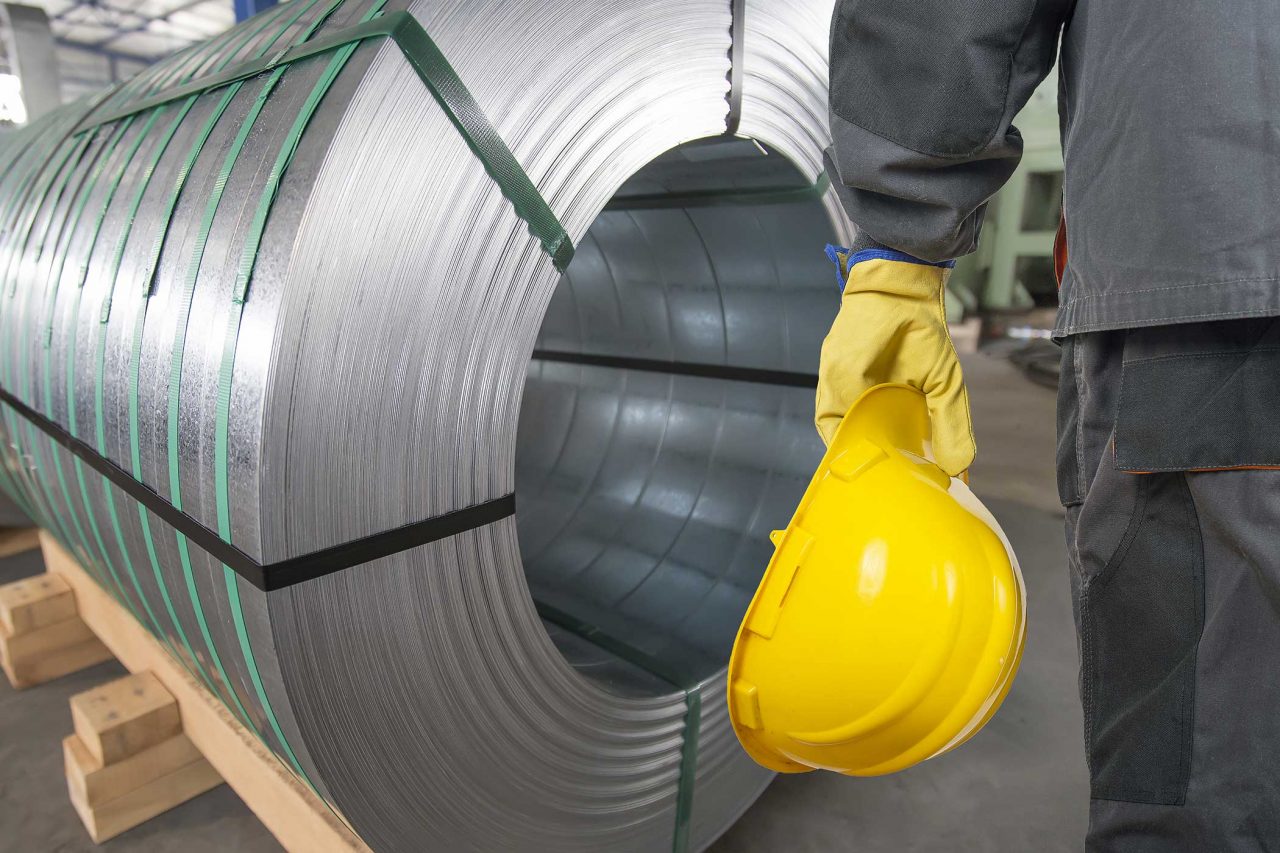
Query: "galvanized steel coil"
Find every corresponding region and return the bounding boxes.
[0,492,27,526]
[0,0,850,849]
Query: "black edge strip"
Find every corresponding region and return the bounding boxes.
[532,349,818,389]
[0,387,514,591]
[725,0,745,137]
[532,599,704,690]
[262,494,515,591]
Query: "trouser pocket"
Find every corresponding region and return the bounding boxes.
[1080,472,1204,805]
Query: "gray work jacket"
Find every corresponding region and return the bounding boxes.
[826,0,1280,336]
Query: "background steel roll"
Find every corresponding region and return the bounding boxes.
[0,0,851,849]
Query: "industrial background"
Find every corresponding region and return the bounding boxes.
[0,1,1082,851]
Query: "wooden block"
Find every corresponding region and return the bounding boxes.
[64,732,212,807]
[3,614,98,660]
[0,527,40,560]
[0,618,113,689]
[71,672,182,765]
[65,735,223,843]
[0,573,77,634]
[41,531,370,852]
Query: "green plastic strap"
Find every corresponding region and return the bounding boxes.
[673,691,702,853]
[0,117,87,518]
[534,601,703,853]
[32,119,150,615]
[85,7,273,130]
[5,45,237,548]
[163,80,280,740]
[0,134,107,581]
[0,109,69,208]
[34,132,127,589]
[14,95,178,589]
[66,112,171,633]
[118,0,334,719]
[214,0,389,796]
[92,107,198,656]
[162,0,357,795]
[83,0,324,714]
[1,128,85,289]
[0,115,86,286]
[6,0,316,731]
[75,10,575,273]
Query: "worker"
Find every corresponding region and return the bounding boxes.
[819,2,1280,850]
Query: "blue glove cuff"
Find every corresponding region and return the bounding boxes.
[825,244,955,290]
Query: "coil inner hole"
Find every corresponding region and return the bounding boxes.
[515,137,838,697]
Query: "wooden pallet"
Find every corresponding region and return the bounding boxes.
[1,532,370,852]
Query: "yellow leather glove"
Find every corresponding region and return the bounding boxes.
[816,247,975,477]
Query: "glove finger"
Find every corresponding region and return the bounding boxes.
[921,354,976,477]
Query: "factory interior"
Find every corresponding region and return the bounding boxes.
[0,1,1091,851]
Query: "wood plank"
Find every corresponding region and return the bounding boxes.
[0,572,77,634]
[71,672,183,765]
[0,618,112,689]
[64,732,207,807]
[40,532,370,853]
[0,527,40,560]
[3,614,99,660]
[66,738,223,843]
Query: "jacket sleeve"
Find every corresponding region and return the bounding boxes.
[826,0,1072,262]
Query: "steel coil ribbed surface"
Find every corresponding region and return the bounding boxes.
[0,0,849,849]
[0,492,27,526]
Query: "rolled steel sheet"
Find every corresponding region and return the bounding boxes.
[0,492,27,526]
[0,0,851,849]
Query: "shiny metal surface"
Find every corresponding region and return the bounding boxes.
[0,1,851,849]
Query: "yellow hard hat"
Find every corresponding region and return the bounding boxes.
[727,383,1025,776]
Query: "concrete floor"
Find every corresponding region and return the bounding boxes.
[0,351,1085,852]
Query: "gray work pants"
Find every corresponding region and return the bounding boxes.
[1058,320,1280,851]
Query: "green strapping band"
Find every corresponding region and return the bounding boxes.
[3,0,579,822]
[3,133,85,299]
[120,0,332,719]
[213,0,389,800]
[673,691,702,853]
[0,110,68,210]
[0,116,90,524]
[3,106,150,583]
[35,131,127,587]
[87,0,319,713]
[2,71,206,497]
[75,10,575,273]
[163,77,281,745]
[34,120,148,611]
[534,601,704,853]
[66,113,170,633]
[2,132,112,586]
[161,0,356,797]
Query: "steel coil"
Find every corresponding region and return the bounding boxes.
[0,0,850,849]
[0,492,27,526]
